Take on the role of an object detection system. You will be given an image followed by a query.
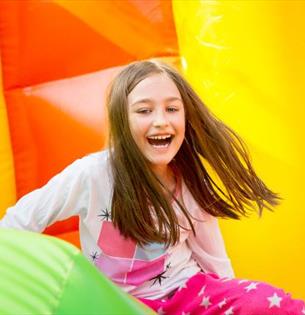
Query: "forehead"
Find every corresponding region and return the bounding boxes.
[128,73,181,104]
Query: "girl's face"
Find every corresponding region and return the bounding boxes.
[128,73,185,172]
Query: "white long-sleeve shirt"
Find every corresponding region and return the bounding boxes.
[0,149,234,299]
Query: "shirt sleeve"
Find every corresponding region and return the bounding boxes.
[187,210,235,279]
[0,157,91,232]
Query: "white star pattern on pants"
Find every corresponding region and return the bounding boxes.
[267,292,282,308]
[221,277,233,282]
[201,296,212,309]
[224,306,234,315]
[198,285,206,296]
[218,298,227,308]
[302,307,305,314]
[245,282,259,292]
[238,279,248,284]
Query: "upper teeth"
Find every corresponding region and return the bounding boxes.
[148,135,172,140]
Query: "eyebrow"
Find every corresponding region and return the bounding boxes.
[131,97,182,107]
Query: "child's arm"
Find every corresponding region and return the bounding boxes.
[187,211,235,279]
[0,157,92,232]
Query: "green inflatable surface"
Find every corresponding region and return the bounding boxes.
[0,229,155,315]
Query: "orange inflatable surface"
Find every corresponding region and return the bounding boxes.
[0,0,178,243]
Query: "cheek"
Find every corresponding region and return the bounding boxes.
[128,113,138,130]
[176,113,186,134]
[128,116,147,142]
[129,124,140,143]
[179,124,186,142]
[181,123,186,137]
[131,115,150,130]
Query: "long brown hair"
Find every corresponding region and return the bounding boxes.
[107,60,280,247]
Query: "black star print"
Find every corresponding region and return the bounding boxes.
[90,251,100,261]
[149,270,168,286]
[149,262,171,286]
[98,208,111,221]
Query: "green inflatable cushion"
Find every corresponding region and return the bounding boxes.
[0,229,155,315]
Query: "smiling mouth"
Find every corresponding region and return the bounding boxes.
[147,135,173,147]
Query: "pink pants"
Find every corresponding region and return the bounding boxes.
[139,272,305,315]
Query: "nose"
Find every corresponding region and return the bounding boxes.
[152,109,169,128]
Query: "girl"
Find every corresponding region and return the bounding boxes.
[0,61,304,314]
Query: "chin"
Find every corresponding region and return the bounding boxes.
[149,158,174,167]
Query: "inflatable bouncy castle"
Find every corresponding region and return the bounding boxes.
[0,0,304,311]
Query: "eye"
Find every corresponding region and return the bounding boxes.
[167,107,178,112]
[136,108,151,114]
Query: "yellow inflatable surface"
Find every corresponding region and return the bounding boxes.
[173,0,305,298]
